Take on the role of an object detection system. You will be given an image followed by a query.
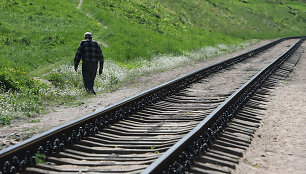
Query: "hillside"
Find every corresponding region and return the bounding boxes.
[0,0,305,125]
[81,0,306,62]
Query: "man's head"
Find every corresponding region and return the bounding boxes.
[84,32,92,40]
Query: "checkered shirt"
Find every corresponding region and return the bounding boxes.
[74,39,104,67]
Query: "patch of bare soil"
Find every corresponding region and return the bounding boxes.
[0,40,274,150]
[234,42,306,174]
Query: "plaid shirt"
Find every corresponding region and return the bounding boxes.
[74,39,104,67]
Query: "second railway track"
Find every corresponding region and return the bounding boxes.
[0,37,305,174]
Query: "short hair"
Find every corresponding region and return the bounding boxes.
[84,32,92,39]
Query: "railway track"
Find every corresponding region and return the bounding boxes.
[187,41,306,174]
[0,37,304,174]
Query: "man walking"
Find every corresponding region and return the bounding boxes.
[74,32,104,94]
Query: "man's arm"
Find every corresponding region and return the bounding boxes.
[98,45,104,75]
[74,42,83,72]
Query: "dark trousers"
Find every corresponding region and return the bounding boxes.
[82,61,98,94]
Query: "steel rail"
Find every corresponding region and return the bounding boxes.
[142,37,306,174]
[0,36,302,174]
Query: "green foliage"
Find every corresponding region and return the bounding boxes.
[29,119,41,123]
[92,0,189,33]
[81,0,305,63]
[46,72,66,88]
[1,0,305,73]
[0,0,98,74]
[46,65,83,89]
[0,67,35,92]
[0,66,52,125]
[35,154,46,164]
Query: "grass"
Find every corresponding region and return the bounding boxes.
[0,0,98,73]
[81,0,240,63]
[81,0,305,62]
[35,153,46,164]
[0,0,305,125]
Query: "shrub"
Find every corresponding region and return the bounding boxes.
[0,67,32,92]
[46,72,65,88]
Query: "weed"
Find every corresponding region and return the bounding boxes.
[29,119,41,123]
[35,154,46,164]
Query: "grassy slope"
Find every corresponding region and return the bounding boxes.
[0,0,98,73]
[1,0,305,72]
[0,0,305,124]
[81,0,305,65]
[0,0,97,124]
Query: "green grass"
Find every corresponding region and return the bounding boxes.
[0,0,99,74]
[0,0,305,125]
[81,0,240,63]
[81,0,305,62]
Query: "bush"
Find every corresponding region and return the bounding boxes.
[0,67,52,125]
[0,67,32,92]
[46,72,65,88]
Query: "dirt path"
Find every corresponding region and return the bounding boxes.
[234,42,306,174]
[77,0,108,48]
[77,0,82,10]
